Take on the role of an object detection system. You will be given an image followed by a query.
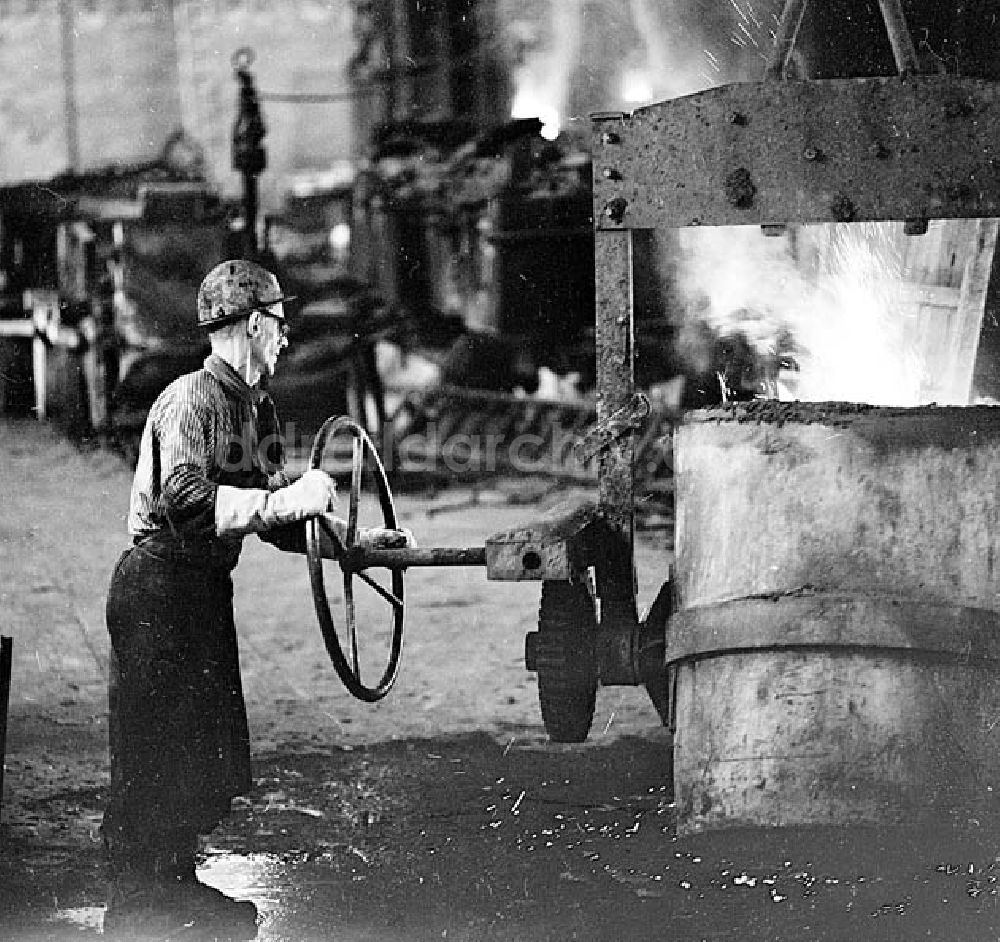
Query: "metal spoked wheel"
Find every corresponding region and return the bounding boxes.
[530,579,599,743]
[306,415,405,702]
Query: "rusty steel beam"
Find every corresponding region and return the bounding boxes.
[592,226,636,530]
[590,220,640,634]
[593,75,1000,231]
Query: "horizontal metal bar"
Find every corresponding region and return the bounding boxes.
[345,546,487,570]
[592,75,1000,229]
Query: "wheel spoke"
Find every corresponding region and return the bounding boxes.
[344,572,360,680]
[348,435,363,544]
[355,568,404,610]
[317,514,346,558]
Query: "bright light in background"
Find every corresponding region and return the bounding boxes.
[511,95,561,140]
[508,0,584,143]
[538,111,561,141]
[328,222,351,258]
[621,68,654,104]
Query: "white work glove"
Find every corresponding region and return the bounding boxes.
[358,526,416,551]
[264,469,337,525]
[215,469,337,537]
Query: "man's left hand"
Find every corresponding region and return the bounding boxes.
[357,527,416,551]
[315,515,415,558]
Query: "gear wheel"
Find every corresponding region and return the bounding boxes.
[525,579,599,743]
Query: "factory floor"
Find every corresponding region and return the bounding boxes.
[1,418,999,942]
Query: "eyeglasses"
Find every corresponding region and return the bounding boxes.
[259,310,289,340]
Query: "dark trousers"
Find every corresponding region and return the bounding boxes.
[102,541,251,873]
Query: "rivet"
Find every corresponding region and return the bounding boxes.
[604,197,628,223]
[830,194,855,222]
[602,167,622,181]
[601,131,621,145]
[724,167,756,210]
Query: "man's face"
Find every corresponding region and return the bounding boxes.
[250,305,288,378]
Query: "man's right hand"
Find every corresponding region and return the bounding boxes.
[215,470,338,537]
[283,469,337,517]
[262,469,337,527]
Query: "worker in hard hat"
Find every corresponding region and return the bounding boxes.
[101,259,412,937]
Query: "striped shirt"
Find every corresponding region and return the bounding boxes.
[128,354,298,568]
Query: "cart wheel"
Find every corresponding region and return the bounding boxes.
[306,416,405,703]
[529,579,598,743]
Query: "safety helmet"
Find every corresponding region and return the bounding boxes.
[197,259,295,331]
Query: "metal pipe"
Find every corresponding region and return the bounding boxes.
[765,0,809,81]
[244,175,259,257]
[877,0,920,74]
[345,546,487,570]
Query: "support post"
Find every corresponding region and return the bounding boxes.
[765,0,810,80]
[0,636,11,819]
[877,0,921,74]
[59,0,80,172]
[593,224,640,667]
[594,227,636,546]
[231,49,266,258]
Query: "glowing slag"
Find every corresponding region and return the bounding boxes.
[675,221,966,407]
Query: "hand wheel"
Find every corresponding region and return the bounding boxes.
[306,416,405,702]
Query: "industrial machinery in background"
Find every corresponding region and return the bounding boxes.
[0,44,272,449]
[0,143,234,448]
[0,54,377,459]
[298,0,716,498]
